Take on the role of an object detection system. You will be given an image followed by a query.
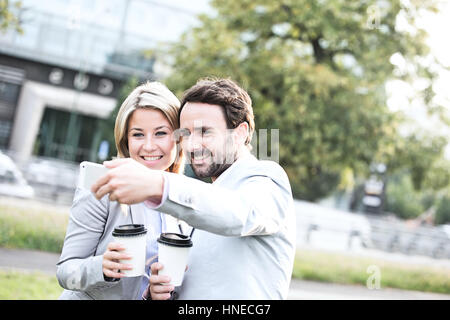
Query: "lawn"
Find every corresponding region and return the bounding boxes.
[0,270,62,299]
[0,200,69,253]
[293,248,450,294]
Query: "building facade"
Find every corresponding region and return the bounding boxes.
[0,0,205,164]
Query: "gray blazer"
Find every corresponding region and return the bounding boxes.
[56,188,181,300]
[156,153,296,299]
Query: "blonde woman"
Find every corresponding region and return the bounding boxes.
[56,81,185,300]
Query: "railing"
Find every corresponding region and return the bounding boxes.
[294,201,450,259]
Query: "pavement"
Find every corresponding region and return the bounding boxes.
[1,247,449,300]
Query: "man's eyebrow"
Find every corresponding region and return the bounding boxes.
[194,125,214,130]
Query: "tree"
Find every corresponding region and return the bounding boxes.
[165,0,446,201]
[0,0,22,33]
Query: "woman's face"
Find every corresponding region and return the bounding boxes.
[127,108,176,171]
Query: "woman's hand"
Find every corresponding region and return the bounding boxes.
[102,242,133,279]
[148,262,174,300]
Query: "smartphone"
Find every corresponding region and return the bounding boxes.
[78,161,109,190]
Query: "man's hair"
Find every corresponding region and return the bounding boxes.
[180,77,255,146]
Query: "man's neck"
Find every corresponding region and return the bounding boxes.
[211,147,250,182]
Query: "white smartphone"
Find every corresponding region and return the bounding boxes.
[78,161,109,190]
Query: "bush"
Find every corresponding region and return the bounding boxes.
[435,196,450,225]
[384,174,424,219]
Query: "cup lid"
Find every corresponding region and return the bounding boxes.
[157,232,193,247]
[112,224,147,237]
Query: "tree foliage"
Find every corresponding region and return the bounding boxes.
[0,0,22,33]
[165,0,446,201]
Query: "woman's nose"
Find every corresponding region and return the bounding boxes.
[142,136,157,152]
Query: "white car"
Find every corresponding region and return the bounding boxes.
[0,151,35,199]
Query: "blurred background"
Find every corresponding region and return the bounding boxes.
[0,0,449,299]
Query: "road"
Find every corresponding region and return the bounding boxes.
[1,247,449,300]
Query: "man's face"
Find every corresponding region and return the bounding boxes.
[179,102,238,179]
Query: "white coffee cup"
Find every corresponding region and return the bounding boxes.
[112,224,147,277]
[157,233,193,286]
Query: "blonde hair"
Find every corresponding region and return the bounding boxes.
[114,81,184,174]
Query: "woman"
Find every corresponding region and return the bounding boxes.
[56,81,185,299]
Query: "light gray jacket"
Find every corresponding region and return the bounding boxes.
[56,189,181,300]
[156,153,296,299]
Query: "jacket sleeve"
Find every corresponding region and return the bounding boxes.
[157,169,293,237]
[56,188,119,292]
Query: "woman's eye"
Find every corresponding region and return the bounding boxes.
[132,132,144,137]
[155,131,168,136]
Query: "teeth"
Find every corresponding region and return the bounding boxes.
[143,156,162,161]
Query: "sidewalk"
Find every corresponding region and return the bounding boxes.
[1,247,449,300]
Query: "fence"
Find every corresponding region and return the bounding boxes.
[294,200,450,259]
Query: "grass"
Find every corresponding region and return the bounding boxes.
[293,248,450,294]
[1,199,450,296]
[0,270,62,299]
[0,201,69,253]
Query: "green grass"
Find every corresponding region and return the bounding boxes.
[0,202,69,253]
[293,248,450,294]
[0,270,62,299]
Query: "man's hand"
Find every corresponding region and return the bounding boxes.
[149,262,174,300]
[91,158,164,204]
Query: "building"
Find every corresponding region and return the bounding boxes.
[0,0,207,164]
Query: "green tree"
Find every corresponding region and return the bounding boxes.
[0,0,22,33]
[165,0,445,201]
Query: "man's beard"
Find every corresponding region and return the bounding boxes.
[189,147,237,179]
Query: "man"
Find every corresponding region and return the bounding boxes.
[92,78,296,299]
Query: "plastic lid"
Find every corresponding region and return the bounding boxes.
[157,232,193,247]
[112,224,147,237]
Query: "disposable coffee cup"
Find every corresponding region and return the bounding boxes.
[112,224,147,277]
[157,233,193,286]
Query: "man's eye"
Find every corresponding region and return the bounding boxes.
[180,129,190,137]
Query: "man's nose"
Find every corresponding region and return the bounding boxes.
[184,132,202,152]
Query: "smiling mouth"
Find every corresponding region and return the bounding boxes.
[190,150,212,164]
[141,156,163,161]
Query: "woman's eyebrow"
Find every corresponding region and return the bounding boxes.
[129,126,172,132]
[154,125,171,130]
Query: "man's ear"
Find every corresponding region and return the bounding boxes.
[234,122,249,145]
